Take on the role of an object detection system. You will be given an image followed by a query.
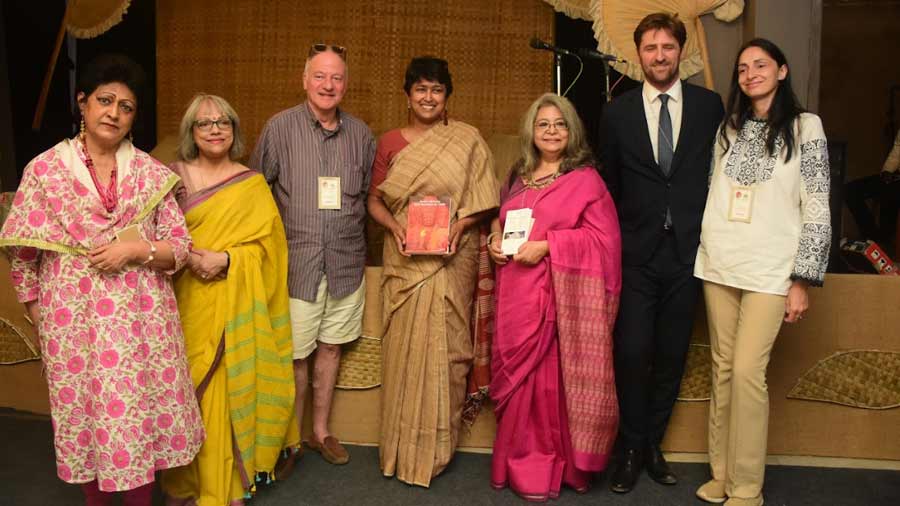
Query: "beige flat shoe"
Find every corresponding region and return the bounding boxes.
[696,479,727,503]
[725,496,763,506]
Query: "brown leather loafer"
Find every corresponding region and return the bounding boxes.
[306,436,350,465]
[273,446,302,481]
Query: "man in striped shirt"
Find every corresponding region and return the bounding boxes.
[251,44,375,467]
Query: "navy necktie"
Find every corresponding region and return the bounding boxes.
[658,94,674,229]
[658,93,673,176]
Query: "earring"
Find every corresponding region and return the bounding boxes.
[79,118,85,141]
[442,109,448,126]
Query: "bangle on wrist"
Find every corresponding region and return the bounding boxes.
[487,231,500,245]
[141,240,157,265]
[224,251,231,270]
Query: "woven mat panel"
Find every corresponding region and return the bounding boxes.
[677,343,711,402]
[787,350,900,410]
[336,336,382,389]
[0,317,40,365]
[156,1,554,151]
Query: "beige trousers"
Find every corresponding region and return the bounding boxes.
[704,281,785,499]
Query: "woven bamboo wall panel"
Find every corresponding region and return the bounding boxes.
[156,0,554,151]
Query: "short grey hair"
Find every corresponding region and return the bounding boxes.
[303,47,349,78]
[177,93,245,161]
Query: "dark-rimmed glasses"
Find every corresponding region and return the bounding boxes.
[309,43,348,61]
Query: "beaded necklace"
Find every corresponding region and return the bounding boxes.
[521,170,561,190]
[78,138,118,212]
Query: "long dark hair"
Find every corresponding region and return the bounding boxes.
[720,38,804,162]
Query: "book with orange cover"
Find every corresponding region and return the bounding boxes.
[405,195,452,255]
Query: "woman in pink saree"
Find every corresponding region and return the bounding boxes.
[488,94,621,501]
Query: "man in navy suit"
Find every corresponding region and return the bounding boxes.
[600,12,724,493]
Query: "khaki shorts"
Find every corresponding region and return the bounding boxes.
[289,275,365,360]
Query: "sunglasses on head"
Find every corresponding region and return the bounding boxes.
[309,43,348,60]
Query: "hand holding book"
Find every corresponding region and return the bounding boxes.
[512,240,549,265]
[389,222,410,257]
[405,195,452,255]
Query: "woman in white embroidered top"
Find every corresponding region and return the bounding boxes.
[693,39,831,506]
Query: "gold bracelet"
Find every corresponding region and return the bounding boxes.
[486,231,500,245]
[141,240,157,265]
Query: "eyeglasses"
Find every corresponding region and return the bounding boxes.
[193,118,233,131]
[534,120,568,131]
[309,43,348,61]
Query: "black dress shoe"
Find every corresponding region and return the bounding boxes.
[645,444,677,485]
[609,448,642,493]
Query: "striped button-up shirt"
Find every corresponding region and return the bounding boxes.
[251,103,375,302]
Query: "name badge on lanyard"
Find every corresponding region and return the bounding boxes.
[728,185,754,223]
[318,176,341,210]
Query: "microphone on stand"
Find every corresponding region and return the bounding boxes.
[577,48,626,63]
[529,37,575,57]
[529,38,581,96]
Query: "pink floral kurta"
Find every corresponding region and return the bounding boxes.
[0,139,204,492]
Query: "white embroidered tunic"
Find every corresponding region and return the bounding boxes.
[695,113,831,295]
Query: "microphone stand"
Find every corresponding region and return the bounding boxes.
[555,52,563,96]
[601,58,612,103]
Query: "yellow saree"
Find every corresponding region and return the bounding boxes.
[378,121,499,487]
[161,171,298,505]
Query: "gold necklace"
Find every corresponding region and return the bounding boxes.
[522,170,561,189]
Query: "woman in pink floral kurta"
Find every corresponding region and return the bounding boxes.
[0,55,203,505]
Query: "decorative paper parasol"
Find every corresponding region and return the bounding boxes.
[66,0,131,38]
[544,0,744,90]
[543,0,592,21]
[32,0,132,129]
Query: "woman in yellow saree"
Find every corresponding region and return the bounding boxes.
[368,57,499,487]
[161,94,298,506]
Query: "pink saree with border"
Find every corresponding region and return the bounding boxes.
[490,167,621,500]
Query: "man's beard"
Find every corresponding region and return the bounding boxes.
[643,62,680,89]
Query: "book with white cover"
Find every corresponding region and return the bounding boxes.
[501,208,535,256]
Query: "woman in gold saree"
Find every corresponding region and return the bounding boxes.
[161,94,298,506]
[367,57,499,487]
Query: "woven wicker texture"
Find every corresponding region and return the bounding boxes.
[0,317,40,365]
[333,267,384,389]
[335,336,382,390]
[677,343,711,401]
[156,0,554,152]
[787,350,900,410]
